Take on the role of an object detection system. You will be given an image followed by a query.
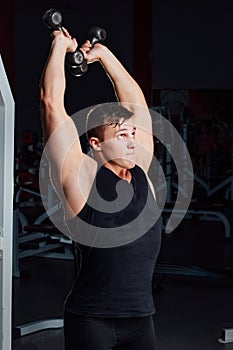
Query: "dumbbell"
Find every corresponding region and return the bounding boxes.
[42,8,84,67]
[69,26,107,77]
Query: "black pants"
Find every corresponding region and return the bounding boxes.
[64,311,157,350]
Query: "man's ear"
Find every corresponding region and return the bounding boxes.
[89,137,102,151]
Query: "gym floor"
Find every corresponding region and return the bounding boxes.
[12,219,233,350]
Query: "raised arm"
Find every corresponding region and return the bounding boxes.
[40,30,97,219]
[40,29,79,145]
[83,42,154,173]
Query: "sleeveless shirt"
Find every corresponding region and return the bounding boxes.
[65,165,162,318]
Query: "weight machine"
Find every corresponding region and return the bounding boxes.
[152,100,233,344]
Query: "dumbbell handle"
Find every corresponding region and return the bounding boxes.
[70,26,107,77]
[42,8,84,66]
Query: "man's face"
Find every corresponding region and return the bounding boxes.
[100,122,137,169]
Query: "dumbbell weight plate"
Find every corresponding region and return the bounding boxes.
[69,27,106,76]
[43,8,85,66]
[43,8,62,29]
[66,50,84,66]
[88,26,107,46]
[69,61,88,77]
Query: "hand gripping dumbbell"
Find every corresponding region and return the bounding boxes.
[69,26,107,77]
[42,8,84,67]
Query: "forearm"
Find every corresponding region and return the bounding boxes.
[99,46,153,171]
[40,37,67,115]
[99,46,147,106]
[39,31,79,144]
[39,32,83,163]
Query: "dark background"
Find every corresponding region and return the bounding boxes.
[1,0,136,145]
[2,0,233,148]
[3,2,233,345]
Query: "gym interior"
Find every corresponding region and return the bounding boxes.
[1,0,233,349]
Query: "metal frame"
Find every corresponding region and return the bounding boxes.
[0,55,15,350]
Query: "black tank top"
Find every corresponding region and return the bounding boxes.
[65,165,162,318]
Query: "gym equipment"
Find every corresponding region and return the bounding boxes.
[0,55,15,349]
[13,176,73,278]
[163,205,231,239]
[13,187,72,338]
[43,8,84,67]
[43,8,107,77]
[219,328,233,344]
[69,25,107,77]
[22,130,38,146]
[151,103,233,240]
[13,318,64,338]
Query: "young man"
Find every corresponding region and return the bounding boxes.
[40,27,162,350]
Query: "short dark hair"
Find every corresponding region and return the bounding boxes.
[86,103,134,142]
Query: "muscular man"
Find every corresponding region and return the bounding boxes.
[40,27,162,350]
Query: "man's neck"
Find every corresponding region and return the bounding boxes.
[103,163,132,183]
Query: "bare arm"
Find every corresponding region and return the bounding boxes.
[40,30,97,219]
[83,42,153,173]
[40,29,78,142]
